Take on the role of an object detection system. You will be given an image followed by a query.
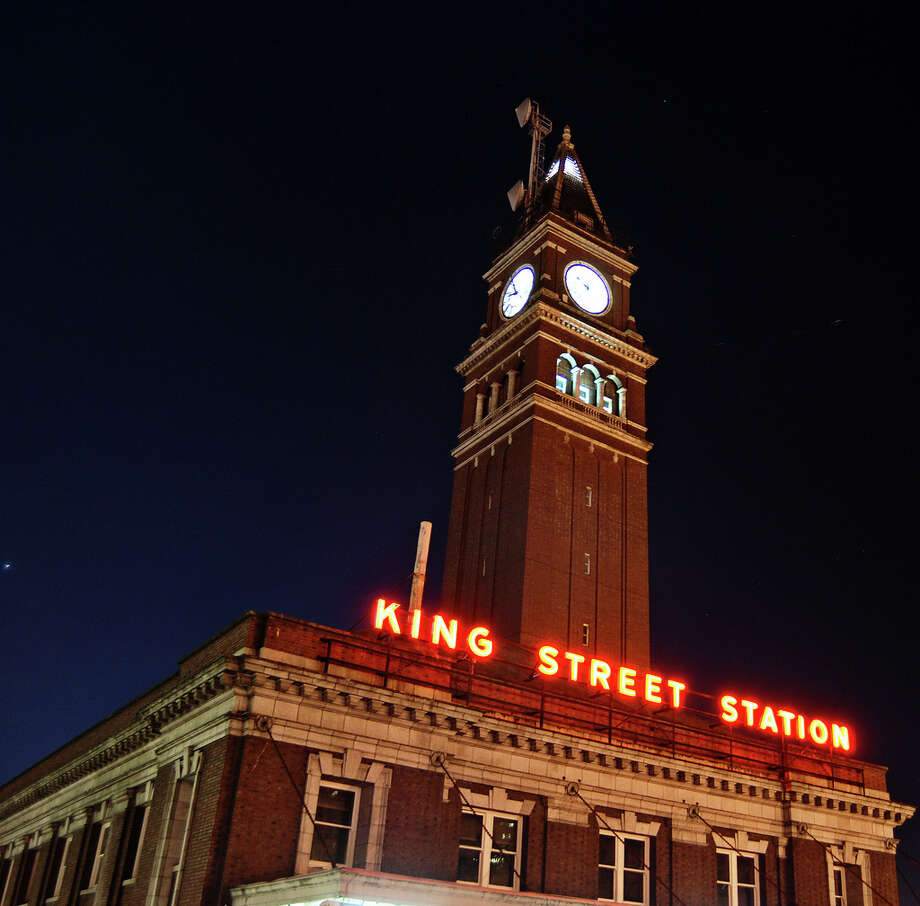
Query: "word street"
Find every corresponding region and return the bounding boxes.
[372,599,853,751]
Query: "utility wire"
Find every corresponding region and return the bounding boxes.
[262,719,338,868]
[690,806,782,898]
[431,754,524,888]
[567,784,692,906]
[897,863,920,905]
[801,825,895,906]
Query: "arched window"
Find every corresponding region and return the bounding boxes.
[604,374,625,416]
[555,354,576,395]
[579,364,600,406]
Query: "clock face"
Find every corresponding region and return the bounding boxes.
[500,265,535,318]
[564,262,611,315]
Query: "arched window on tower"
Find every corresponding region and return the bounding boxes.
[603,374,625,416]
[579,364,600,406]
[556,354,576,395]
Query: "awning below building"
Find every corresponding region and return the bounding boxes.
[230,867,604,906]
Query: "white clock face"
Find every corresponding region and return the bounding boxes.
[564,262,610,315]
[500,265,535,318]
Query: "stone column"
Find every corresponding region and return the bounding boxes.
[489,381,501,413]
[474,392,485,425]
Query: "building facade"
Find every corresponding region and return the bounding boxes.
[0,121,912,906]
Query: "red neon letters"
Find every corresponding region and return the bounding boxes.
[536,645,686,708]
[372,599,852,750]
[719,695,851,751]
[374,599,494,658]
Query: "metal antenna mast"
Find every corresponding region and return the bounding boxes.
[507,98,553,213]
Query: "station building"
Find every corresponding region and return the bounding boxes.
[0,118,911,906]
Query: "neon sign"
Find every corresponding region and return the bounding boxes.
[719,695,850,751]
[373,599,852,751]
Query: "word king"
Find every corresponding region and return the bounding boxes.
[372,599,852,751]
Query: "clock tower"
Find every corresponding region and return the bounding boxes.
[442,120,656,670]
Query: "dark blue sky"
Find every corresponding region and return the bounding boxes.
[2,1,918,894]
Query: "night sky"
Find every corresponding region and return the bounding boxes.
[3,1,919,896]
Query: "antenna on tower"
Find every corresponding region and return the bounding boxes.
[506,98,553,212]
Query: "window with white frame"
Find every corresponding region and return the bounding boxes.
[13,847,37,905]
[121,803,149,883]
[717,849,760,906]
[457,809,521,889]
[310,784,359,867]
[829,865,847,906]
[556,355,575,394]
[86,822,110,890]
[598,832,649,904]
[42,835,70,901]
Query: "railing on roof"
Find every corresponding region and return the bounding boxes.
[557,392,627,431]
[317,634,865,794]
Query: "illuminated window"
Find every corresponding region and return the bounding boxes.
[830,866,846,906]
[556,354,576,394]
[457,809,521,889]
[599,833,649,904]
[582,623,590,645]
[586,486,592,507]
[605,374,624,416]
[584,554,591,575]
[717,850,760,906]
[580,364,600,405]
[310,784,359,867]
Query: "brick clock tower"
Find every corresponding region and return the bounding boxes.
[443,121,656,670]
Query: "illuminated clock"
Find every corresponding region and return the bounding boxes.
[500,265,535,318]
[564,262,610,315]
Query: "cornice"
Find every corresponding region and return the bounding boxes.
[0,662,233,822]
[244,658,909,842]
[451,388,651,468]
[484,218,638,283]
[457,303,656,377]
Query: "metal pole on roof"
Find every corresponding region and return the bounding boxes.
[408,521,432,613]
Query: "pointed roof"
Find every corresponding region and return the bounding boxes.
[525,125,624,249]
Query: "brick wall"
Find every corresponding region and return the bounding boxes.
[218,738,305,893]
[671,838,716,906]
[543,818,596,899]
[870,849,898,906]
[790,837,829,906]
[381,766,457,881]
[176,739,228,906]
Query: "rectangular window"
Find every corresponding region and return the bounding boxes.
[81,822,110,891]
[599,833,648,904]
[42,836,70,901]
[584,553,591,575]
[582,623,590,645]
[13,848,37,906]
[310,784,359,867]
[121,805,148,883]
[1,858,12,906]
[586,486,592,507]
[78,823,102,892]
[717,850,759,906]
[831,866,846,906]
[457,809,521,889]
